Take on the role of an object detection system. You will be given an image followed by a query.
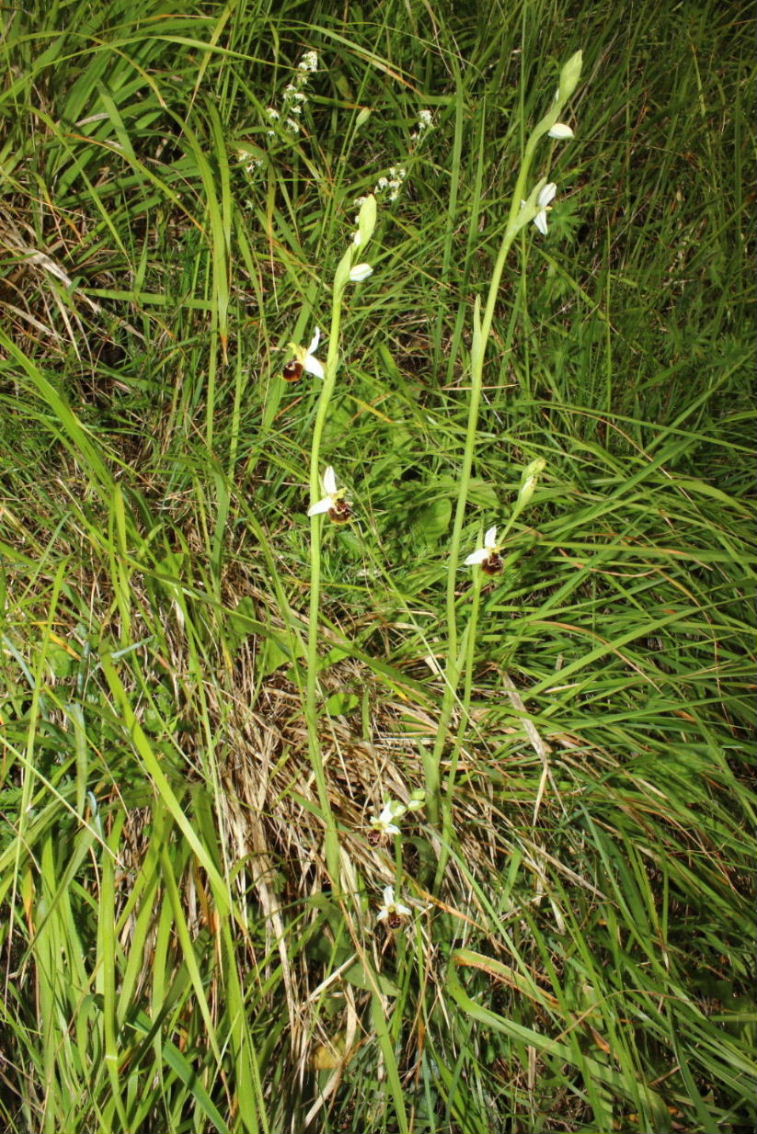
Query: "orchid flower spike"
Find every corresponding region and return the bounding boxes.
[533,183,557,236]
[464,525,504,576]
[283,327,324,381]
[307,466,352,523]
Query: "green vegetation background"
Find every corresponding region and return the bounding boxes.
[0,1,754,1132]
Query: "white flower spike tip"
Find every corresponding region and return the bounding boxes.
[377,885,411,927]
[308,466,352,523]
[298,50,318,73]
[465,525,503,576]
[533,183,557,236]
[282,326,324,381]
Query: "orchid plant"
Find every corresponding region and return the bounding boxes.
[427,52,582,864]
[303,194,377,886]
[294,52,582,907]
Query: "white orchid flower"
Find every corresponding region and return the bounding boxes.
[283,326,324,381]
[377,885,411,925]
[369,803,402,838]
[465,525,498,565]
[465,525,504,576]
[368,792,424,842]
[307,466,351,522]
[533,182,557,235]
[548,122,574,139]
[307,465,339,514]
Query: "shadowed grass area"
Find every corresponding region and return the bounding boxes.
[0,1,754,1131]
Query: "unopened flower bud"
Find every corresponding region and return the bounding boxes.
[517,458,547,509]
[548,122,574,139]
[349,263,373,282]
[557,50,582,102]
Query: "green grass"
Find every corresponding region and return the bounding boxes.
[1,1,754,1131]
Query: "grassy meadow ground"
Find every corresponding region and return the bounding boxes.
[0,1,754,1131]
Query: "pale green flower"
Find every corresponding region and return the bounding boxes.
[517,458,547,508]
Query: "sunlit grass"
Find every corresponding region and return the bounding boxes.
[1,1,754,1131]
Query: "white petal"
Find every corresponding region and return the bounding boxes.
[395,901,411,916]
[385,823,401,836]
[322,466,337,495]
[376,907,389,921]
[537,182,557,208]
[349,262,373,282]
[533,210,549,236]
[484,526,498,548]
[383,885,395,905]
[465,548,489,566]
[308,496,332,516]
[304,355,325,379]
[307,327,321,355]
[548,122,574,139]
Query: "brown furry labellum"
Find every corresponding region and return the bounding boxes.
[481,553,504,576]
[282,359,304,381]
[328,500,352,523]
[386,912,404,930]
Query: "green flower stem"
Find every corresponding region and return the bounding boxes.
[435,569,483,885]
[424,198,525,825]
[424,59,581,831]
[305,263,350,887]
[302,196,375,891]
